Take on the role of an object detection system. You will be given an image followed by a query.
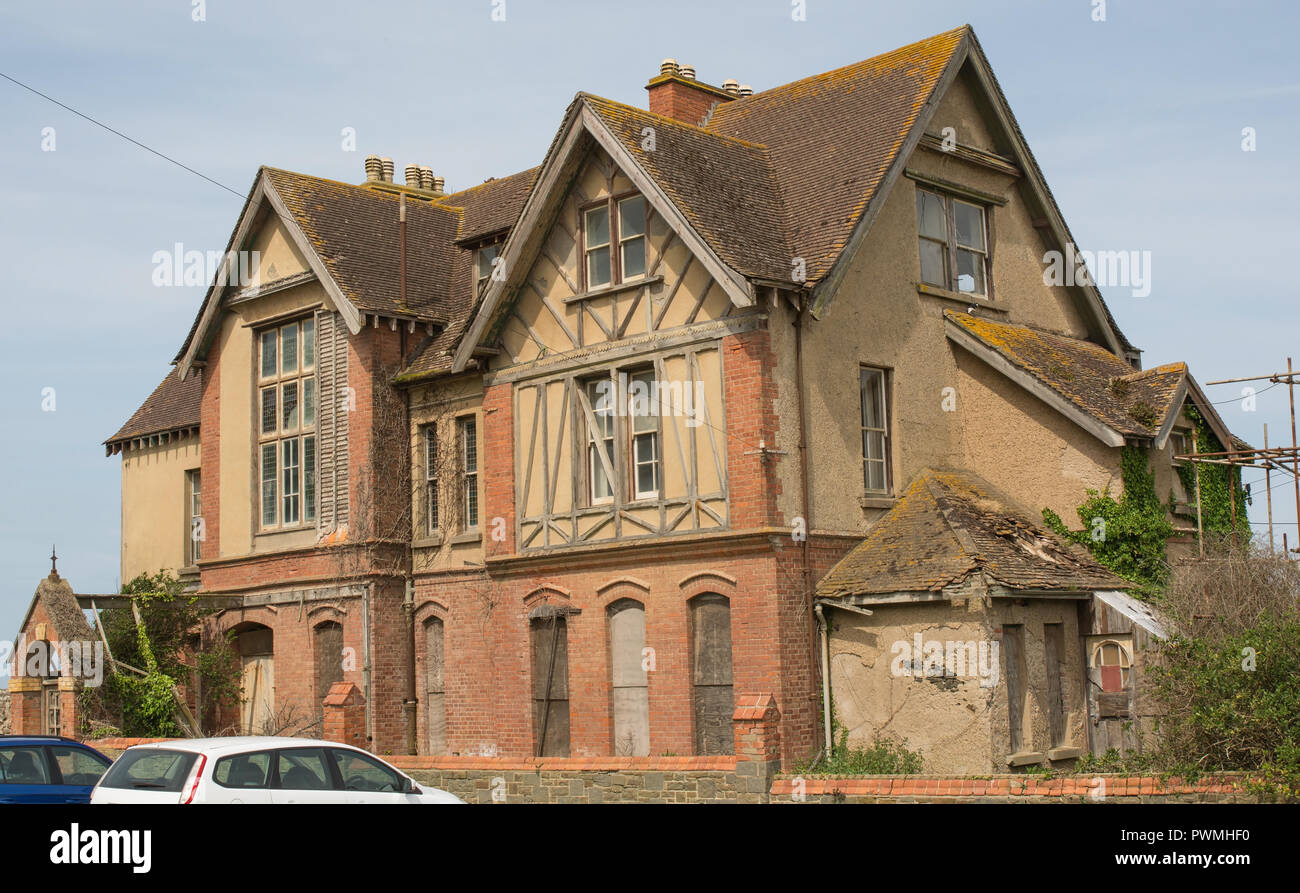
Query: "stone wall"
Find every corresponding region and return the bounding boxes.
[394,757,763,803]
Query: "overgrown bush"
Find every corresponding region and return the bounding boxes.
[80,571,240,738]
[1142,543,1300,800]
[801,729,925,776]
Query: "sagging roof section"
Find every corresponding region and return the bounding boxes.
[817,470,1126,602]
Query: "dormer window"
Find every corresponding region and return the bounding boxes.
[918,188,988,296]
[583,194,647,291]
[476,243,500,293]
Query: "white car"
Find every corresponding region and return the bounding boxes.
[90,737,463,804]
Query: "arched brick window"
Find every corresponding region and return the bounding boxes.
[313,620,343,721]
[689,593,734,756]
[530,607,571,757]
[424,617,446,755]
[608,599,649,756]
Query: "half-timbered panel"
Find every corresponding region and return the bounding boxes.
[496,147,734,368]
[513,341,727,551]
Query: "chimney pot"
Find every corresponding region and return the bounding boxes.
[738,84,753,97]
[722,78,740,96]
[679,63,696,80]
[364,154,382,182]
[405,163,421,187]
[419,166,434,191]
[433,176,445,193]
[660,58,679,77]
[380,157,394,183]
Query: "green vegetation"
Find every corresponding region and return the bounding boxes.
[1043,445,1173,599]
[1175,406,1249,539]
[79,571,240,738]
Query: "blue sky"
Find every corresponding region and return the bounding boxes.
[1,0,1297,640]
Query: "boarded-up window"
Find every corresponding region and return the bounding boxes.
[608,600,649,756]
[1043,623,1067,748]
[690,593,734,756]
[235,624,274,735]
[425,617,446,755]
[531,613,570,757]
[1002,624,1027,753]
[313,621,343,718]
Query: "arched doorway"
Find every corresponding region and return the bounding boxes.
[232,623,274,735]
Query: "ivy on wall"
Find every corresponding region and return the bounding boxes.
[1043,445,1174,600]
[1045,423,1250,600]
[1175,406,1249,539]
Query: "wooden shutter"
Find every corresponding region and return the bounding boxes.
[530,614,571,757]
[315,310,349,531]
[690,593,734,756]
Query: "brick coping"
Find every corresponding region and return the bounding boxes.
[770,773,1257,797]
[388,756,738,771]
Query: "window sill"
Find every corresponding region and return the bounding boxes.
[859,495,897,510]
[916,282,1006,313]
[561,275,663,304]
[450,531,482,545]
[1046,746,1083,761]
[413,533,445,549]
[1005,751,1045,768]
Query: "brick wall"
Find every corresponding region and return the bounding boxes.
[722,328,782,530]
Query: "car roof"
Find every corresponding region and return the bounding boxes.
[122,736,361,755]
[0,735,102,750]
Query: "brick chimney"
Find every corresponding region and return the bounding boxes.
[646,59,738,126]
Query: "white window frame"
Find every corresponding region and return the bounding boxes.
[860,366,892,496]
[917,187,989,297]
[186,469,202,566]
[475,243,500,294]
[585,378,616,506]
[459,416,479,531]
[424,424,439,534]
[258,318,317,530]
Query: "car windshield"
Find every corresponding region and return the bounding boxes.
[98,749,198,792]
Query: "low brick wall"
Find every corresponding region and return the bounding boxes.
[391,756,770,803]
[769,773,1263,804]
[86,736,173,758]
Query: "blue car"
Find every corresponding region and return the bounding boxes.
[0,736,113,804]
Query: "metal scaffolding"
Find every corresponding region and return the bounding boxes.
[1181,358,1300,558]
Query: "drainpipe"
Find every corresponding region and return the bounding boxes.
[814,603,832,755]
[363,582,373,745]
[403,578,418,755]
[794,293,823,753]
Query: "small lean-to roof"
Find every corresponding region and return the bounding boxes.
[105,369,202,451]
[817,470,1126,601]
[439,166,540,244]
[946,311,1218,443]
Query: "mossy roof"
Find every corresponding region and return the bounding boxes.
[817,470,1126,600]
